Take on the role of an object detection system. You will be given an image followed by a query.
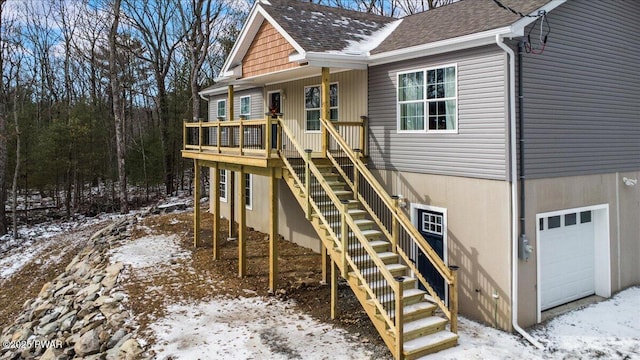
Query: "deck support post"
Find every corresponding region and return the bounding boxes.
[193,160,201,247]
[321,67,330,157]
[269,168,279,293]
[330,259,338,319]
[212,163,220,260]
[239,167,247,278]
[229,171,236,239]
[321,245,329,284]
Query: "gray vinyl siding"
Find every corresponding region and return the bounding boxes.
[368,45,509,180]
[207,87,265,121]
[521,0,640,179]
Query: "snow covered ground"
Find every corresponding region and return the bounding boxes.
[146,287,640,360]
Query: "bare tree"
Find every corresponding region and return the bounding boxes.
[178,0,222,122]
[0,0,8,235]
[109,0,128,213]
[123,0,185,195]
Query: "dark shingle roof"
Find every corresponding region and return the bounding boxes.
[372,0,551,54]
[260,0,396,53]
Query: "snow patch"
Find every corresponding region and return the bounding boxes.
[150,297,375,360]
[109,234,188,269]
[339,19,402,55]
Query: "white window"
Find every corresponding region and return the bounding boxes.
[398,65,457,133]
[216,99,226,120]
[240,96,251,118]
[305,83,338,132]
[219,169,227,202]
[421,212,443,235]
[245,173,252,210]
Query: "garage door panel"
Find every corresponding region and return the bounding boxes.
[540,214,595,311]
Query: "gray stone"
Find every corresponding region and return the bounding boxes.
[32,302,54,320]
[93,296,115,307]
[106,329,126,349]
[54,283,76,298]
[40,347,62,360]
[92,274,105,284]
[59,314,76,332]
[11,327,32,342]
[39,311,61,326]
[72,261,92,279]
[74,329,100,356]
[105,262,124,277]
[99,303,120,319]
[100,275,117,292]
[110,292,125,301]
[118,339,143,359]
[79,283,101,298]
[36,322,58,336]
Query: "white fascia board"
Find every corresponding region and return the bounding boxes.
[305,52,368,70]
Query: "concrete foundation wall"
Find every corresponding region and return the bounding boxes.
[370,169,513,330]
[209,170,321,252]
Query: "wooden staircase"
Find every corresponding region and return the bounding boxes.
[279,131,459,359]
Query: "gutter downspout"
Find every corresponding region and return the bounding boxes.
[495,34,544,350]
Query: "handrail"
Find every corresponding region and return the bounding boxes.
[321,117,453,283]
[278,118,400,333]
[320,116,457,332]
[183,117,275,158]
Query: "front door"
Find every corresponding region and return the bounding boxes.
[268,91,281,149]
[416,209,446,301]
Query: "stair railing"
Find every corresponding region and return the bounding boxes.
[278,119,402,347]
[320,117,459,333]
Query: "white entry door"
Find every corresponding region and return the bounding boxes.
[539,210,595,310]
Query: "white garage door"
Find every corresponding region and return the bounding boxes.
[539,210,595,311]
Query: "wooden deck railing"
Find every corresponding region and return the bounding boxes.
[183,117,281,157]
[183,115,367,159]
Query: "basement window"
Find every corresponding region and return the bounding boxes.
[219,170,227,202]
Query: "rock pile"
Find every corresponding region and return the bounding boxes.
[0,218,148,360]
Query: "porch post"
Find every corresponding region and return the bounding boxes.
[212,163,220,260]
[228,85,234,120]
[321,67,330,157]
[238,167,247,278]
[193,160,201,247]
[269,168,279,292]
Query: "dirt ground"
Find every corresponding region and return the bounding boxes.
[126,209,392,358]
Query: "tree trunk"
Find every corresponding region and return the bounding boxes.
[11,88,20,239]
[109,0,128,214]
[0,0,8,236]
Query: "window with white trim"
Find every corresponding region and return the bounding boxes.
[305,83,338,132]
[398,65,457,132]
[240,96,251,118]
[245,173,252,210]
[216,99,226,120]
[219,170,227,202]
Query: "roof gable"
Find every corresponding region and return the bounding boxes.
[242,20,298,78]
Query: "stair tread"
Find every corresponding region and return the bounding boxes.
[403,331,458,354]
[353,251,397,261]
[327,219,374,228]
[363,263,406,273]
[348,240,388,251]
[403,301,438,316]
[404,316,448,333]
[377,287,424,303]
